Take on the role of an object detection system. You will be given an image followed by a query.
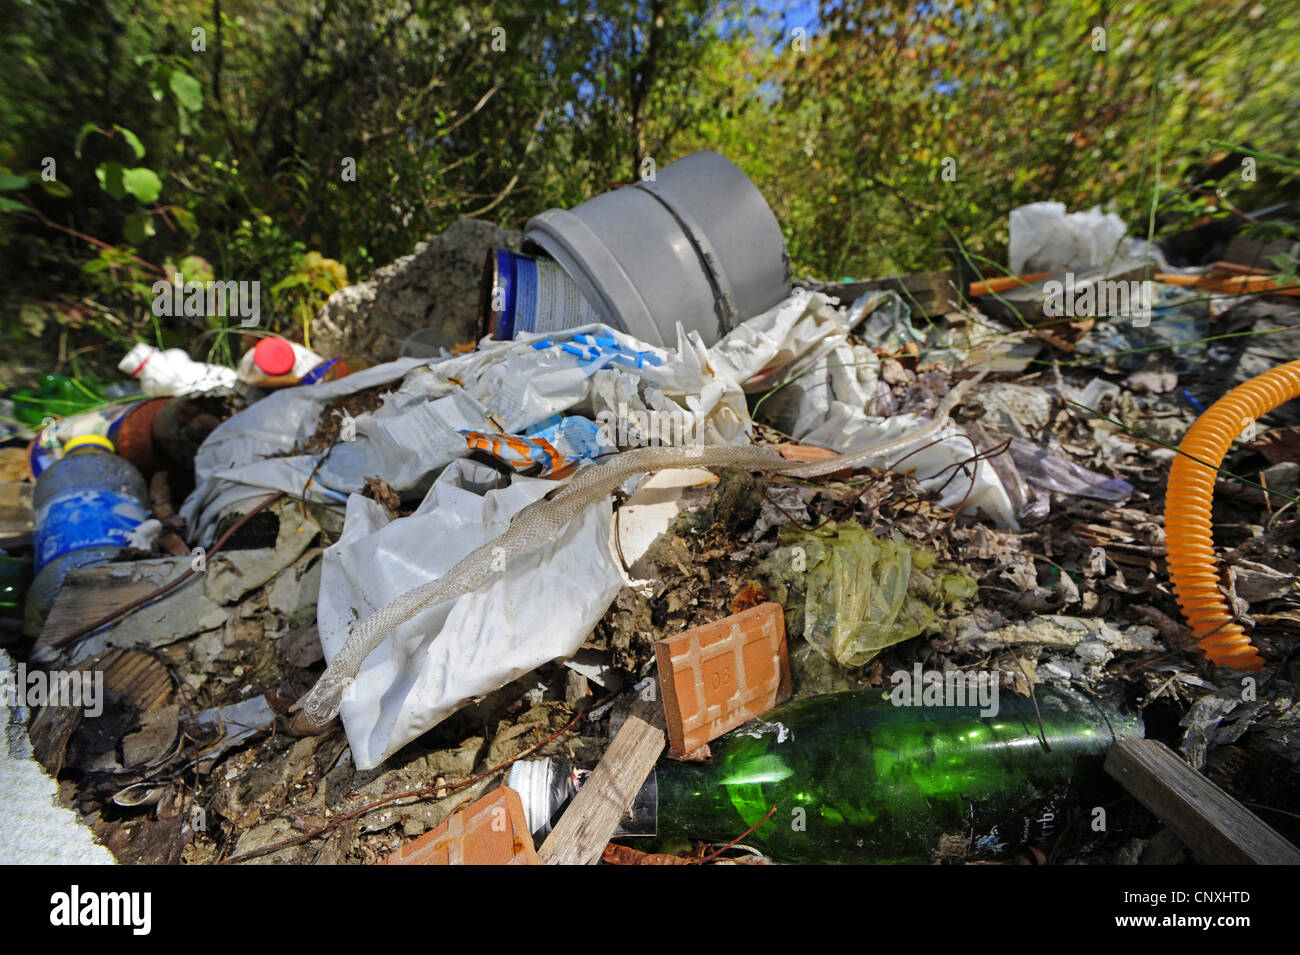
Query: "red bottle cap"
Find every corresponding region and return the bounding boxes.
[253,337,296,376]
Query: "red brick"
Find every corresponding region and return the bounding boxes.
[654,602,791,758]
[379,785,537,866]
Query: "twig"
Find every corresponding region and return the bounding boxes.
[12,196,166,277]
[219,703,590,864]
[694,805,779,864]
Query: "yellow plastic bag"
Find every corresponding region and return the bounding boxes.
[769,521,976,668]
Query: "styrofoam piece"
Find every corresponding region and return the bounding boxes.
[614,468,719,576]
[0,649,116,864]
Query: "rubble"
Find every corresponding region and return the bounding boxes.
[312,218,523,359]
[4,181,1300,870]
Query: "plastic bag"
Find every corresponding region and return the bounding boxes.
[317,458,623,770]
[1008,202,1127,276]
[766,521,977,668]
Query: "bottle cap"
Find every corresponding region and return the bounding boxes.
[64,435,115,453]
[253,337,296,376]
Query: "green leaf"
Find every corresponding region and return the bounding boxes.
[0,196,26,213]
[270,273,309,294]
[148,63,169,102]
[121,167,163,203]
[40,179,72,198]
[74,123,100,159]
[124,210,156,245]
[169,69,203,112]
[113,125,146,159]
[96,162,127,199]
[171,206,199,237]
[178,254,213,283]
[0,173,28,191]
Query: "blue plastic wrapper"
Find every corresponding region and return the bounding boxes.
[459,415,602,475]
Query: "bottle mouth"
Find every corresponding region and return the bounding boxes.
[63,435,115,454]
[507,757,574,837]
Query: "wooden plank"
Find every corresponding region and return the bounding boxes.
[1105,737,1300,865]
[817,268,962,317]
[537,697,666,865]
[36,557,193,651]
[99,648,175,713]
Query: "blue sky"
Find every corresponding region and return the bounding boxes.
[761,0,820,32]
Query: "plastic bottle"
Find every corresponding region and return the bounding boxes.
[511,686,1142,864]
[236,337,324,388]
[119,344,239,396]
[24,435,149,636]
[26,396,166,479]
[298,354,371,385]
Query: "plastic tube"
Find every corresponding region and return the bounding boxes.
[1165,359,1300,671]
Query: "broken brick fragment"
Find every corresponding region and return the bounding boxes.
[654,602,791,759]
[379,785,537,866]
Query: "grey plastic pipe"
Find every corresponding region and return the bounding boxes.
[524,152,791,348]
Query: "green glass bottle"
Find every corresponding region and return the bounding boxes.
[648,685,1141,863]
[12,375,107,426]
[0,557,33,620]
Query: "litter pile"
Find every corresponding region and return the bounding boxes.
[3,153,1298,866]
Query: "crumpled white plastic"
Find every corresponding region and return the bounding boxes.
[181,357,430,541]
[317,458,623,769]
[183,323,734,543]
[183,291,865,543]
[1009,202,1127,276]
[745,302,1019,529]
[710,288,851,391]
[798,406,1019,530]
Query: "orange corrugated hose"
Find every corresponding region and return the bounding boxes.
[1165,359,1300,671]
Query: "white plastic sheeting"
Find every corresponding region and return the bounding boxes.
[735,298,1018,530]
[182,321,743,544]
[183,291,916,543]
[317,459,623,769]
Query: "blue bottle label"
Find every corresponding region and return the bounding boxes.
[34,490,147,571]
[489,249,599,339]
